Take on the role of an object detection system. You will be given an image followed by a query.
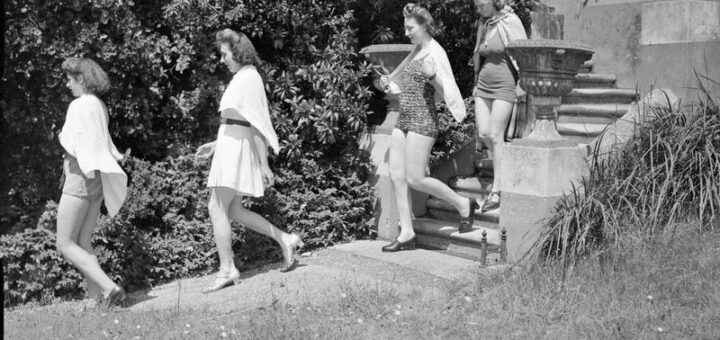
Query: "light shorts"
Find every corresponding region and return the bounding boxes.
[61,154,103,201]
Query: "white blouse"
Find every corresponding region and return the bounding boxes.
[59,95,127,216]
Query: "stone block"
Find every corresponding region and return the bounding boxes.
[642,0,720,45]
[499,143,590,198]
[501,192,559,264]
[591,89,679,160]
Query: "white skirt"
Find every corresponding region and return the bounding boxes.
[207,124,265,197]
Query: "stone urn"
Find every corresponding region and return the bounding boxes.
[359,44,414,134]
[506,39,594,144]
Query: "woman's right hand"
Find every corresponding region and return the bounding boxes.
[195,142,216,159]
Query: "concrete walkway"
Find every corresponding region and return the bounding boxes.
[125,240,495,314]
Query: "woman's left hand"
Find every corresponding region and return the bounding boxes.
[261,165,275,187]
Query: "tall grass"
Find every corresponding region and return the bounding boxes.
[537,76,720,265]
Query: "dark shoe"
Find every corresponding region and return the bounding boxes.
[381,237,416,252]
[458,198,479,233]
[102,286,127,307]
[482,192,501,212]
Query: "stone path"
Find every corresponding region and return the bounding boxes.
[124,240,493,314]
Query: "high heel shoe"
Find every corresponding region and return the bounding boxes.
[202,269,241,294]
[381,236,416,252]
[458,198,479,233]
[481,191,501,212]
[102,285,127,307]
[280,234,304,273]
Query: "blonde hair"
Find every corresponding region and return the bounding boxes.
[61,58,110,95]
[403,3,439,37]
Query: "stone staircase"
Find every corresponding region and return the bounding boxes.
[411,61,638,264]
[557,61,639,142]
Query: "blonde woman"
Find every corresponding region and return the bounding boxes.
[57,57,128,306]
[379,3,475,252]
[472,0,527,212]
[196,29,303,293]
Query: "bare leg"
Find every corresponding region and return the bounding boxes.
[389,129,415,242]
[207,187,238,275]
[404,132,470,217]
[475,97,494,158]
[227,198,301,266]
[56,194,116,294]
[488,99,515,194]
[77,198,104,301]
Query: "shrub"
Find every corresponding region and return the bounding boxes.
[537,79,720,265]
[2,0,374,233]
[2,152,376,307]
[430,97,478,165]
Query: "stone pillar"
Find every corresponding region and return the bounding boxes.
[499,141,590,264]
[530,4,565,40]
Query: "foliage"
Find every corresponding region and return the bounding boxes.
[2,0,374,232]
[537,79,720,265]
[2,152,375,307]
[430,97,477,165]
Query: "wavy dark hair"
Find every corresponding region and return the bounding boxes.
[402,3,440,37]
[61,57,110,95]
[215,29,261,67]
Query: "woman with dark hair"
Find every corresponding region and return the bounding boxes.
[57,57,128,306]
[379,3,474,252]
[195,29,304,293]
[472,0,527,212]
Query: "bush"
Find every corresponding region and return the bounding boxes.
[430,97,478,165]
[537,80,720,265]
[2,0,374,232]
[2,152,375,307]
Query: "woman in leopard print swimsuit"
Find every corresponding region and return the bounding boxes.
[379,3,477,253]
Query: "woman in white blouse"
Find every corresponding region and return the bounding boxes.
[57,57,128,306]
[196,29,304,293]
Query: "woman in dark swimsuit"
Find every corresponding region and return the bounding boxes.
[472,0,527,212]
[379,3,475,252]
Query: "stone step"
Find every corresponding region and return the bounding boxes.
[449,176,493,194]
[574,73,616,89]
[556,103,631,119]
[557,122,609,138]
[414,217,503,261]
[557,114,616,126]
[426,198,500,223]
[562,88,639,105]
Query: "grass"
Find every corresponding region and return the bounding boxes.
[537,76,720,264]
[6,225,720,339]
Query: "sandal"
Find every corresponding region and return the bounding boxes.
[482,191,501,212]
[280,234,304,273]
[202,269,241,294]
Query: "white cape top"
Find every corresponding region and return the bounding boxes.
[59,95,127,217]
[474,8,527,73]
[390,39,467,123]
[219,65,280,154]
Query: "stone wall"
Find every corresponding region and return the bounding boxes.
[542,0,720,99]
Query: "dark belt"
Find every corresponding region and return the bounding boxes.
[221,118,250,127]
